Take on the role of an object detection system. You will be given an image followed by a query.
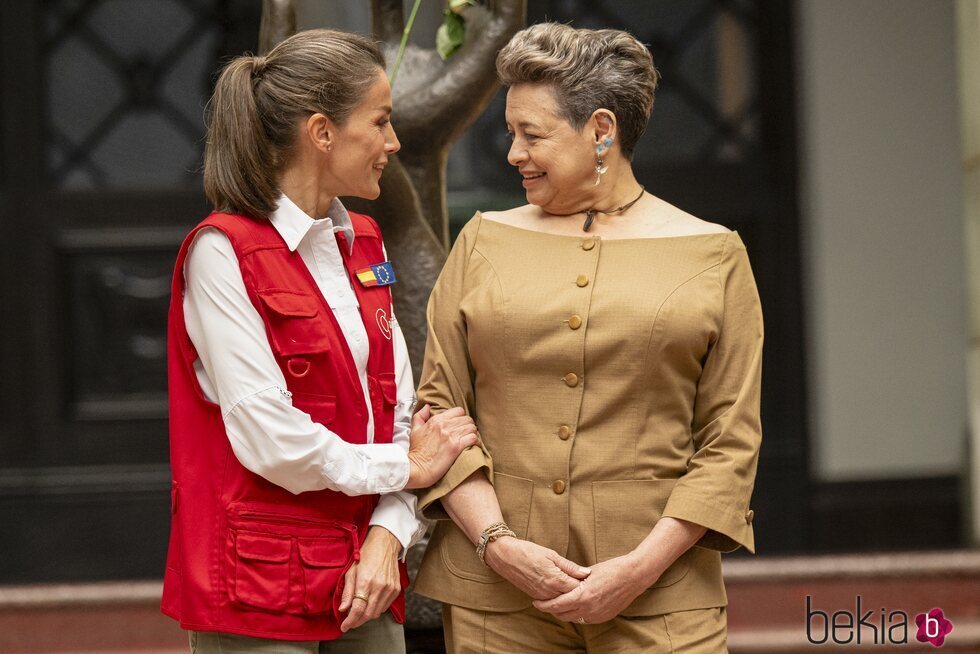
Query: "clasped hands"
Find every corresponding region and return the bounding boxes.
[483,536,657,625]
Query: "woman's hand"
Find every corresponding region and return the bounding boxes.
[483,536,592,601]
[405,405,480,489]
[532,516,706,624]
[338,526,402,632]
[531,553,649,625]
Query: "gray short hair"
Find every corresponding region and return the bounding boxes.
[496,23,659,159]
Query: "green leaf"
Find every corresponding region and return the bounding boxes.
[436,11,466,60]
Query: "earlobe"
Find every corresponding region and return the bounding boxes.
[307,113,333,154]
[592,111,617,145]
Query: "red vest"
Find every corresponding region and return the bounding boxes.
[161,211,408,640]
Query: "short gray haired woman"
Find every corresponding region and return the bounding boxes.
[413,23,763,653]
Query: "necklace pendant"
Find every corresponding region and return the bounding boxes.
[583,210,597,232]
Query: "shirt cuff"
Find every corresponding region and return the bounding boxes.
[322,442,410,496]
[369,492,429,560]
[415,445,493,520]
[661,490,755,554]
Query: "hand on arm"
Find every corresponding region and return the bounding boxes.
[532,517,706,624]
[441,471,591,601]
[404,405,480,489]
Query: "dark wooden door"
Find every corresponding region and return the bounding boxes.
[0,0,260,582]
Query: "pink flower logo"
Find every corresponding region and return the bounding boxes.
[915,608,953,647]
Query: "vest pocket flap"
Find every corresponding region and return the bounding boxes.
[373,372,398,405]
[257,291,330,356]
[297,537,350,568]
[258,290,319,317]
[235,532,292,562]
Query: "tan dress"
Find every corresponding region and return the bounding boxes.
[414,212,763,617]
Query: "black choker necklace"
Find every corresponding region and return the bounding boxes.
[582,186,646,232]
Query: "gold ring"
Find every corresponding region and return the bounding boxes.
[354,593,369,602]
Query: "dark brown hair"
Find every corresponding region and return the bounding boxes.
[496,23,659,160]
[204,29,385,218]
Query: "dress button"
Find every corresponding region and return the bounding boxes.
[576,274,589,287]
[567,315,582,330]
[745,509,755,524]
[552,480,566,494]
[558,425,571,440]
[562,373,579,387]
[582,238,596,251]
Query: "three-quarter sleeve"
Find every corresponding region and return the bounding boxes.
[661,234,763,553]
[415,216,494,519]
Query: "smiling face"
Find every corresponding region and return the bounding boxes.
[505,83,599,214]
[325,68,400,200]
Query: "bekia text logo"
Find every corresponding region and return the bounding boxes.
[807,596,954,647]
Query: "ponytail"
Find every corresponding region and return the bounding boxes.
[204,56,278,218]
[202,30,386,219]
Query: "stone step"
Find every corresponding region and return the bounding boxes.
[0,550,977,653]
[725,550,980,653]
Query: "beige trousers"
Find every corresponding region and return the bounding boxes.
[188,613,405,654]
[443,604,727,654]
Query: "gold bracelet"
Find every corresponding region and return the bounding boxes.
[476,521,516,565]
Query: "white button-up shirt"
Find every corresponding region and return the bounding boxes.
[182,194,425,555]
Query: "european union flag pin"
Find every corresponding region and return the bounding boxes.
[355,261,397,287]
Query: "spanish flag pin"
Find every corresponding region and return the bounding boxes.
[355,261,397,287]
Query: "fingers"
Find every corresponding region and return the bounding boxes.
[533,584,583,614]
[553,554,592,581]
[337,564,358,613]
[340,594,367,632]
[429,406,465,421]
[457,432,480,450]
[410,403,431,430]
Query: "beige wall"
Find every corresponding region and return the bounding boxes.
[797,0,968,481]
[956,0,980,542]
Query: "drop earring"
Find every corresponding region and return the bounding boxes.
[594,137,613,186]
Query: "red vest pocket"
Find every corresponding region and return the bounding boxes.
[297,537,354,616]
[232,532,291,611]
[256,290,331,357]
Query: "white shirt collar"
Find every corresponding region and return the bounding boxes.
[269,194,356,254]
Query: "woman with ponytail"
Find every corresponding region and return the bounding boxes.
[162,29,477,653]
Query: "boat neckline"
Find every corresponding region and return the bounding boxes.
[477,212,736,242]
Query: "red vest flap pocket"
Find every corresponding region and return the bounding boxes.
[257,290,319,317]
[256,291,331,356]
[235,532,292,562]
[377,372,397,405]
[297,537,350,568]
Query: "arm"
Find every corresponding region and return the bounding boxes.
[414,217,589,599]
[340,311,427,631]
[184,229,476,496]
[536,234,764,622]
[441,471,591,601]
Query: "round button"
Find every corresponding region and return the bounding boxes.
[582,238,596,251]
[562,373,579,387]
[576,274,589,287]
[558,425,571,440]
[552,480,567,494]
[568,315,583,330]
